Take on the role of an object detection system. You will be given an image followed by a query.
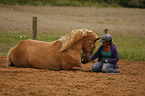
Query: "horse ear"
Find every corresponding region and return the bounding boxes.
[95,37,100,41]
[96,37,101,40]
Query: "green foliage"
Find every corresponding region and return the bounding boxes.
[0,0,145,8]
[119,0,145,8]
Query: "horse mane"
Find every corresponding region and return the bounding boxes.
[59,29,94,51]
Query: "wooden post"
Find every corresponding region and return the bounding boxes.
[104,29,108,34]
[32,17,37,40]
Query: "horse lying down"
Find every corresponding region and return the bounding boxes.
[7,29,100,70]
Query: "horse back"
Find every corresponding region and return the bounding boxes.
[10,39,62,69]
[11,39,49,67]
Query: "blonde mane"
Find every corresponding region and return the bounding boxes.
[59,29,94,51]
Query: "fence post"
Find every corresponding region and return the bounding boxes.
[32,17,37,40]
[104,29,108,34]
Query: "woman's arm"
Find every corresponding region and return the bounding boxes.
[107,47,119,63]
[91,45,103,61]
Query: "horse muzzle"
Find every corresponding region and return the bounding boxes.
[81,56,91,64]
[81,60,89,64]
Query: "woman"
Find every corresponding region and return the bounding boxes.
[91,33,119,73]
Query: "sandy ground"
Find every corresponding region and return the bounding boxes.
[0,56,145,96]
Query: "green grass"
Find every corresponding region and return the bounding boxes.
[0,32,30,56]
[0,5,145,61]
[112,35,145,61]
[0,32,144,61]
[0,32,63,56]
[93,34,145,61]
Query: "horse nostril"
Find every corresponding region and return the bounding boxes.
[81,61,85,64]
[81,60,88,64]
[81,60,89,64]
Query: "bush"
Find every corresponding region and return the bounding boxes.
[0,0,145,8]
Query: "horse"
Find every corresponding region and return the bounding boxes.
[7,29,100,70]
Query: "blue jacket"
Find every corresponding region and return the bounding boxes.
[91,44,119,69]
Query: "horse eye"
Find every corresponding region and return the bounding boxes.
[93,46,95,49]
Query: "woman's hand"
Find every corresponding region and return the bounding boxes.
[105,60,108,63]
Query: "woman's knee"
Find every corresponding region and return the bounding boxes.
[102,63,114,73]
[92,62,102,72]
[102,64,108,73]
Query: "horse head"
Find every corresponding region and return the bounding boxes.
[81,32,100,64]
[59,29,100,65]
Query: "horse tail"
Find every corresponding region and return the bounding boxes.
[7,48,14,67]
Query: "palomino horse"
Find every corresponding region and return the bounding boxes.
[7,29,100,70]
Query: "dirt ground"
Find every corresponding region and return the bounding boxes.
[0,56,144,96]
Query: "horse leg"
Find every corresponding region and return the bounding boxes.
[62,64,73,70]
[7,48,14,67]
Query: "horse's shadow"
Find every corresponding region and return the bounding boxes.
[68,67,93,73]
[6,65,93,73]
[71,69,93,72]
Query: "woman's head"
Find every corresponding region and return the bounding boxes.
[100,34,112,42]
[100,33,112,46]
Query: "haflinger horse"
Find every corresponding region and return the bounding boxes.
[7,29,100,70]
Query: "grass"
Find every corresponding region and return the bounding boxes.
[0,4,145,61]
[114,36,145,61]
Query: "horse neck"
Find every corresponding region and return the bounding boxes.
[70,38,84,52]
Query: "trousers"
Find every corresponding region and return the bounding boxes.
[92,62,116,73]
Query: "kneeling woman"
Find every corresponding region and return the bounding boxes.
[91,33,119,73]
